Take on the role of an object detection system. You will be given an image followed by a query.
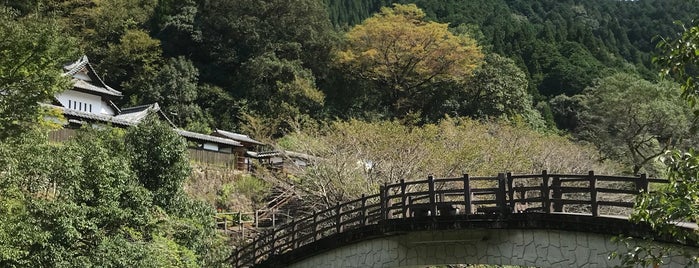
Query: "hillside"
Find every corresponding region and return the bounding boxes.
[326,0,698,98]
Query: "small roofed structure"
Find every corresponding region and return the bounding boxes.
[247,150,318,173]
[175,129,242,153]
[211,129,266,170]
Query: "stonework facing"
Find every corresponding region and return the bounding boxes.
[287,229,693,268]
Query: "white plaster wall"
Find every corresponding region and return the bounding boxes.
[56,89,115,115]
[287,229,695,268]
[202,142,219,151]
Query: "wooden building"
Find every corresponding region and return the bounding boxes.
[47,56,246,169]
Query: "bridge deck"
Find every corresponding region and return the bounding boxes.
[232,172,697,267]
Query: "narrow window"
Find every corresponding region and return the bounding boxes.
[89,104,92,113]
[68,100,72,109]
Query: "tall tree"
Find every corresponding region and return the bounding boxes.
[334,4,483,118]
[575,73,695,175]
[125,116,190,211]
[239,53,325,136]
[138,56,210,131]
[619,24,699,267]
[0,8,77,140]
[462,54,544,128]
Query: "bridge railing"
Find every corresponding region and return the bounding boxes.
[232,171,665,267]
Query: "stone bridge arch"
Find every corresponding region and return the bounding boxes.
[233,172,698,267]
[281,218,695,268]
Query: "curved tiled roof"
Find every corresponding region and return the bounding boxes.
[42,103,135,126]
[175,129,242,147]
[213,129,264,145]
[63,56,122,97]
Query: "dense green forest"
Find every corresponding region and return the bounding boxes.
[2,0,699,266]
[5,0,698,134]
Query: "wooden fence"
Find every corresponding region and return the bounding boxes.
[49,129,243,169]
[187,148,239,169]
[232,171,667,267]
[48,128,77,142]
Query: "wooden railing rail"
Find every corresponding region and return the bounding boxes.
[232,171,665,267]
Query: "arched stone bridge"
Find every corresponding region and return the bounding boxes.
[232,171,698,267]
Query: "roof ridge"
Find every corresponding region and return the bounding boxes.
[62,55,123,97]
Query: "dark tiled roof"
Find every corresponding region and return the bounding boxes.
[45,103,242,147]
[247,150,317,161]
[73,79,122,97]
[42,103,135,126]
[175,129,242,147]
[213,129,264,145]
[115,103,160,123]
[63,56,122,97]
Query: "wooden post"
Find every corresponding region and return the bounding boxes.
[252,241,257,265]
[360,194,366,226]
[636,174,648,193]
[313,211,319,242]
[400,179,408,218]
[541,170,550,213]
[239,211,245,238]
[497,173,507,214]
[269,229,276,257]
[589,171,598,217]
[380,185,387,220]
[290,219,297,249]
[236,249,241,267]
[335,202,342,234]
[255,210,259,228]
[386,185,393,220]
[552,177,563,212]
[507,172,514,212]
[463,174,472,215]
[428,175,436,216]
[272,209,276,228]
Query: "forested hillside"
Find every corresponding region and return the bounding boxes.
[326,0,698,97]
[4,0,696,133]
[2,0,699,266]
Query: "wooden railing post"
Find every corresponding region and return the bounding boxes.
[290,219,298,249]
[382,183,393,220]
[428,175,436,216]
[507,172,514,212]
[312,211,319,242]
[255,210,259,228]
[335,202,342,234]
[636,174,648,193]
[380,184,388,220]
[360,194,366,226]
[497,173,507,214]
[400,179,408,218]
[589,171,598,217]
[551,176,563,212]
[269,229,276,257]
[463,174,472,216]
[252,241,257,265]
[541,170,550,213]
[272,209,276,228]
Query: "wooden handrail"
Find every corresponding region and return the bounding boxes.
[232,171,668,267]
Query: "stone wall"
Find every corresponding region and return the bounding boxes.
[288,229,693,268]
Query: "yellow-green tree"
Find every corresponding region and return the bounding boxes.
[334,4,483,118]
